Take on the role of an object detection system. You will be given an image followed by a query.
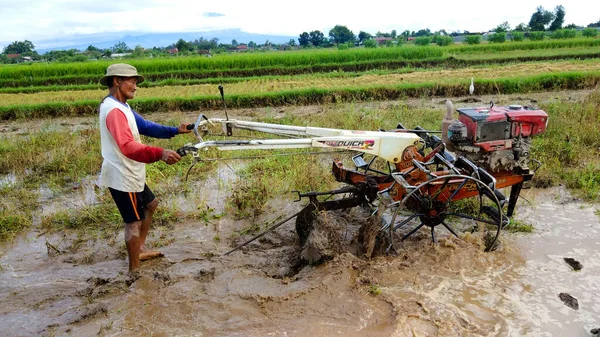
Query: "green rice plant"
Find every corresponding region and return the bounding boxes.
[550,30,564,39]
[450,37,600,54]
[563,29,577,39]
[454,46,600,60]
[364,39,377,49]
[567,164,600,200]
[435,36,454,47]
[40,183,193,235]
[229,176,269,219]
[465,35,481,45]
[3,68,600,120]
[41,197,122,232]
[0,185,38,241]
[504,219,534,233]
[414,37,432,46]
[0,127,102,186]
[0,210,31,241]
[529,31,546,41]
[0,47,446,80]
[4,39,600,83]
[532,89,600,199]
[226,147,338,218]
[367,284,382,295]
[582,28,599,38]
[488,32,507,44]
[6,58,600,111]
[511,32,525,42]
[5,45,600,93]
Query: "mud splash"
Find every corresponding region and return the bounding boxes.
[1,184,599,336]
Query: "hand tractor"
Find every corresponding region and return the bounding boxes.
[178,95,548,254]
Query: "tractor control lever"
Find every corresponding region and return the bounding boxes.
[219,85,229,121]
[176,145,197,157]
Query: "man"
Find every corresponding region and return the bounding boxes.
[98,63,190,272]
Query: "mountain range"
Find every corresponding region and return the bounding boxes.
[35,28,297,53]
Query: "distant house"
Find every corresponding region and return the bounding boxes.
[167,48,179,54]
[278,43,293,51]
[374,37,394,45]
[229,45,248,52]
[110,53,132,58]
[5,54,32,62]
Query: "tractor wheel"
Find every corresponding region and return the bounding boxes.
[385,174,504,252]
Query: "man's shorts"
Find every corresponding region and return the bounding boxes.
[108,184,156,223]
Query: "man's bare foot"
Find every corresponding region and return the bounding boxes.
[139,250,164,261]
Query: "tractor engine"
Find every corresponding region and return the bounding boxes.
[447,104,548,172]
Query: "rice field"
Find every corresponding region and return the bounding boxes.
[1,39,600,241]
[1,59,599,108]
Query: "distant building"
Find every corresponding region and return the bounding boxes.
[5,54,32,62]
[110,53,132,58]
[278,43,294,51]
[374,37,394,45]
[229,45,249,52]
[167,48,179,54]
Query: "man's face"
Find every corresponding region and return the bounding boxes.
[116,77,138,100]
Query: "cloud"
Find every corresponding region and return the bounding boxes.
[2,0,600,49]
[203,12,225,18]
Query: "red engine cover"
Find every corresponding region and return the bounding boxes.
[457,105,548,141]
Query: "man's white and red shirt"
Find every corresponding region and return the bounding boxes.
[99,96,178,192]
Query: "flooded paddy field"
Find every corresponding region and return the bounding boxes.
[1,92,599,337]
[1,183,598,336]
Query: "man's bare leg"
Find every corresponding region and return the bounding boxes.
[125,221,142,272]
[139,199,163,261]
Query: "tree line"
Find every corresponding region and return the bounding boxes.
[298,6,599,46]
[0,37,282,64]
[2,5,600,64]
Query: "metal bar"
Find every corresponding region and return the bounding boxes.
[393,213,422,231]
[431,176,451,200]
[193,138,314,151]
[507,182,523,217]
[443,178,468,208]
[223,211,302,256]
[198,150,350,162]
[441,221,459,237]
[401,223,425,241]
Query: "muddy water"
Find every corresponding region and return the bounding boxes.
[1,184,598,337]
[507,187,600,336]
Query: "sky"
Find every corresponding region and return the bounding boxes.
[0,0,599,49]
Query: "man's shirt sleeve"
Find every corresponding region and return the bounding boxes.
[133,110,179,139]
[106,108,164,163]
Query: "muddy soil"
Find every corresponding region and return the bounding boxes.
[1,92,599,336]
[2,183,599,337]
